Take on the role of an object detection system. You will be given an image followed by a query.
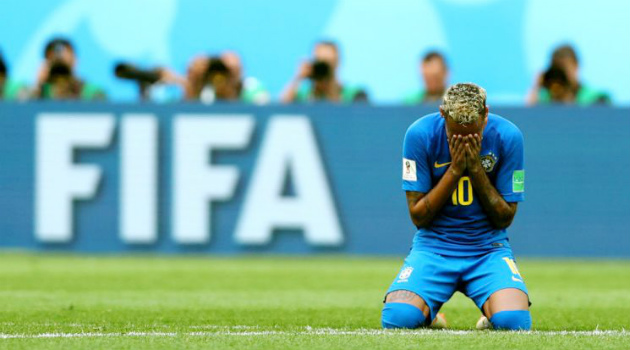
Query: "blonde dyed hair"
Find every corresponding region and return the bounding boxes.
[440,83,487,125]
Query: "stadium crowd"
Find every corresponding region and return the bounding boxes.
[0,37,611,105]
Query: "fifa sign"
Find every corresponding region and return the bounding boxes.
[34,113,343,246]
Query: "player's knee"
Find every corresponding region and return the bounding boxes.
[381,303,427,329]
[489,310,531,331]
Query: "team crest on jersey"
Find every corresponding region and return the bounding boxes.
[480,152,498,172]
[397,267,414,282]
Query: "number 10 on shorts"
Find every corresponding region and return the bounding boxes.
[503,257,522,277]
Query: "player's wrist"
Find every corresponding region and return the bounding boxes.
[449,165,464,177]
[468,165,484,177]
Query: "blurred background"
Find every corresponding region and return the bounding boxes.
[1,0,629,105]
[0,0,629,258]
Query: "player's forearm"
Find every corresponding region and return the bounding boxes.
[468,169,516,229]
[409,167,461,228]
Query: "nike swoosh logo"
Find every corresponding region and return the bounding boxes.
[512,276,523,283]
[434,161,451,168]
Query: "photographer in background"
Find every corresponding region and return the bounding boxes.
[182,51,269,104]
[33,37,106,100]
[0,51,28,101]
[403,51,449,104]
[281,41,367,103]
[527,44,610,105]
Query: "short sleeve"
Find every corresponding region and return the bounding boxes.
[495,127,525,202]
[402,125,431,193]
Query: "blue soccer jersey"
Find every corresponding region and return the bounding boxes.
[402,112,525,256]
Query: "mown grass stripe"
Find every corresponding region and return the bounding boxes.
[1,329,628,339]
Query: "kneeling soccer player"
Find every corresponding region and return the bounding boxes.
[381,83,531,331]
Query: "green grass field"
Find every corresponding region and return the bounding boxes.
[0,253,628,349]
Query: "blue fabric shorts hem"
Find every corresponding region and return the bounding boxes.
[384,248,530,320]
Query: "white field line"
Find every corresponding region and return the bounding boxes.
[0,328,628,339]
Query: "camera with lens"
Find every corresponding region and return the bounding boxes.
[204,57,230,84]
[200,56,239,103]
[309,60,333,81]
[0,52,6,97]
[541,65,569,91]
[47,61,73,82]
[114,63,161,85]
[541,65,573,102]
[114,62,163,100]
[0,53,6,78]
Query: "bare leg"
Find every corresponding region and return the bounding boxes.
[482,288,529,318]
[385,290,430,318]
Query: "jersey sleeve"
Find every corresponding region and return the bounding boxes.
[402,125,431,193]
[496,126,525,202]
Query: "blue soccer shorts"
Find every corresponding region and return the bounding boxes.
[385,248,529,321]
